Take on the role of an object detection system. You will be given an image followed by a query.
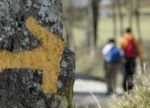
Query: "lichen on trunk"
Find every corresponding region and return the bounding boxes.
[0,0,75,108]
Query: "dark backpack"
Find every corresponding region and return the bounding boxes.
[124,38,137,57]
[106,46,121,63]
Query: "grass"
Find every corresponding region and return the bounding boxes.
[111,69,150,108]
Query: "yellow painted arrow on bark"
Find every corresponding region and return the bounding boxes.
[0,17,65,93]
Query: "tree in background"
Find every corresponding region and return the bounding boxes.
[111,0,118,38]
[116,0,124,35]
[127,0,134,29]
[134,0,142,43]
[92,0,100,48]
[85,0,100,56]
[63,0,75,51]
[65,21,74,50]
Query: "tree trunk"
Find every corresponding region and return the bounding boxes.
[65,21,74,51]
[97,0,102,45]
[85,16,91,50]
[63,0,75,51]
[116,0,124,35]
[111,0,118,38]
[87,0,96,56]
[0,0,75,108]
[92,0,99,49]
[128,0,134,29]
[134,0,142,43]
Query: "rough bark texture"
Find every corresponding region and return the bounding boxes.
[0,0,75,108]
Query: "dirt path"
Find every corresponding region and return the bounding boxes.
[73,78,123,108]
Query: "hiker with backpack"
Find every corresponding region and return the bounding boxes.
[118,28,144,91]
[102,38,124,95]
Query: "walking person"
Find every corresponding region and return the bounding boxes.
[118,28,144,91]
[102,38,124,95]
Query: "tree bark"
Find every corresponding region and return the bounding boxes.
[0,0,75,108]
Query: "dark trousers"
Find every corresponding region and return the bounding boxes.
[104,61,119,94]
[123,57,136,91]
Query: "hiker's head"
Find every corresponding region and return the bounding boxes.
[126,28,132,33]
[108,38,116,44]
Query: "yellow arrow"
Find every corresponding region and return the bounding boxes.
[0,17,65,93]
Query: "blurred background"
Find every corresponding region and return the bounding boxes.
[63,0,150,78]
[62,0,150,107]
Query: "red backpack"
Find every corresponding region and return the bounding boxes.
[124,38,137,57]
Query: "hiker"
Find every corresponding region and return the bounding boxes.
[118,28,144,91]
[102,38,124,95]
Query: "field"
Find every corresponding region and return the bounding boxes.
[70,15,150,78]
